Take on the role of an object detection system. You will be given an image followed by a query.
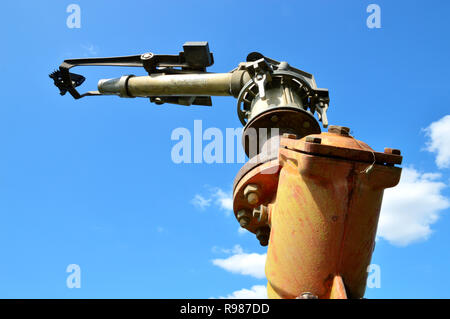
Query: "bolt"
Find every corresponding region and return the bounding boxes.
[244,184,260,205]
[247,193,259,205]
[253,204,268,224]
[384,148,401,155]
[255,226,270,246]
[305,136,322,144]
[303,121,311,128]
[328,125,350,136]
[278,61,290,70]
[271,115,279,123]
[237,209,251,228]
[252,209,261,221]
[283,133,298,139]
[239,217,250,227]
[141,52,154,60]
[296,292,318,299]
[154,97,164,105]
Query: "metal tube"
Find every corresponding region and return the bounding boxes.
[98,73,235,97]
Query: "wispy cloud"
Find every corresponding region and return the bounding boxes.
[81,44,99,56]
[424,115,450,169]
[377,167,449,246]
[212,244,243,255]
[191,194,212,210]
[191,187,233,215]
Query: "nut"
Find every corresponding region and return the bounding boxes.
[236,209,251,228]
[278,61,290,70]
[305,136,322,144]
[255,226,270,246]
[252,209,261,221]
[253,205,268,224]
[247,193,259,205]
[239,218,250,227]
[282,133,298,139]
[384,148,401,155]
[328,125,350,136]
[244,184,260,205]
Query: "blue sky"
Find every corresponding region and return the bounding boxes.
[0,0,449,298]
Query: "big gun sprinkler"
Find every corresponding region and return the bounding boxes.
[50,42,402,299]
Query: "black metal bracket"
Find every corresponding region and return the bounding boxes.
[49,42,214,105]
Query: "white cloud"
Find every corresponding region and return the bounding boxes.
[218,285,267,299]
[212,248,266,279]
[191,187,233,214]
[211,246,267,299]
[214,188,233,212]
[377,167,450,246]
[425,115,450,169]
[238,227,248,235]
